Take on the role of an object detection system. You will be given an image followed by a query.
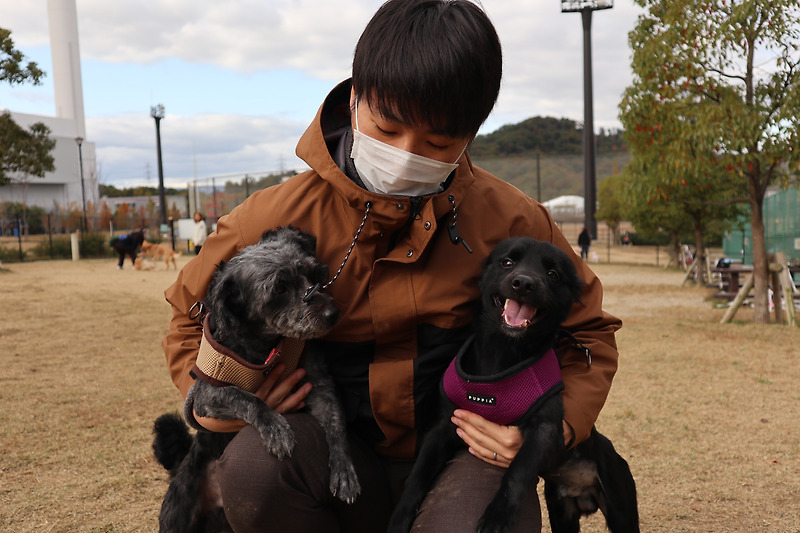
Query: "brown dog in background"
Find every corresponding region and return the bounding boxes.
[141,241,182,270]
[134,257,156,271]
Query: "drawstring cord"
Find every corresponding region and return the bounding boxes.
[557,329,592,366]
[303,201,373,302]
[447,194,472,253]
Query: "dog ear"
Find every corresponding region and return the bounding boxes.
[262,226,318,255]
[207,262,248,338]
[293,230,317,256]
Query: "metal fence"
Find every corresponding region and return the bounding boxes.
[723,187,800,263]
[3,152,649,262]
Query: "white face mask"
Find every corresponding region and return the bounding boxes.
[350,102,466,196]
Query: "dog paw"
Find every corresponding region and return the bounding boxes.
[329,459,361,504]
[476,511,512,533]
[256,419,296,460]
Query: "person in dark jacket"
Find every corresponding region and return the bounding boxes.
[162,2,621,532]
[578,227,591,260]
[110,229,144,269]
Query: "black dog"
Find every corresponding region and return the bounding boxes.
[153,226,360,533]
[389,237,638,533]
[110,229,145,269]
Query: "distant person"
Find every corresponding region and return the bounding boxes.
[578,227,591,260]
[110,229,145,269]
[192,212,207,254]
[622,232,631,247]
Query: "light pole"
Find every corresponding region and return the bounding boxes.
[74,137,87,236]
[561,0,612,240]
[150,104,167,226]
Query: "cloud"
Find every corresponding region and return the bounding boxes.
[3,0,644,186]
[88,112,307,185]
[72,0,377,80]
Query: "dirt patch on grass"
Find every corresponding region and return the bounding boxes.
[1,250,798,532]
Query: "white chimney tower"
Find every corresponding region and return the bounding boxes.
[46,0,86,140]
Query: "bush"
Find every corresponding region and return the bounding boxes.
[82,232,116,258]
[29,233,116,260]
[0,245,25,263]
[30,236,72,259]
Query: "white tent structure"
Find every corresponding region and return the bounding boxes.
[542,195,585,219]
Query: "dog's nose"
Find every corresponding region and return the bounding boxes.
[510,274,536,295]
[324,306,340,324]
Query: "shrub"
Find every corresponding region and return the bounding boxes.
[30,236,72,259]
[0,245,25,263]
[29,233,115,260]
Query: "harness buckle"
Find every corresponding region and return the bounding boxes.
[189,301,205,320]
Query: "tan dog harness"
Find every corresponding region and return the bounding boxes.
[184,316,306,432]
[190,316,306,391]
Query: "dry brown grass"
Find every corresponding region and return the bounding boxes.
[1,248,798,532]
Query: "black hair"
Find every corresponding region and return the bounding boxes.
[352,0,502,138]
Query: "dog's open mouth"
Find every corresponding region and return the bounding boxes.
[494,295,538,329]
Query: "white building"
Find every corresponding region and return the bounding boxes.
[0,0,98,211]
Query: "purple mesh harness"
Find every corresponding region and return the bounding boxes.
[442,335,564,425]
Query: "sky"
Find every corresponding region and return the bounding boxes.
[0,0,644,188]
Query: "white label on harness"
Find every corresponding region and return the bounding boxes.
[467,392,496,405]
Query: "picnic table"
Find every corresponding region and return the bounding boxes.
[711,263,800,300]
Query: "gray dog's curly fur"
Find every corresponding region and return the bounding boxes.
[153,226,360,533]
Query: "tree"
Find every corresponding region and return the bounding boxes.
[622,0,800,321]
[1,28,54,188]
[1,28,44,86]
[595,174,625,244]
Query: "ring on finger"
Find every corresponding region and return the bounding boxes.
[493,451,497,461]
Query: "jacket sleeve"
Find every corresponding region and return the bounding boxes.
[549,224,621,446]
[162,209,248,398]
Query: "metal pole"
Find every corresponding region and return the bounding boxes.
[75,137,87,241]
[581,8,598,240]
[154,116,167,225]
[212,177,218,217]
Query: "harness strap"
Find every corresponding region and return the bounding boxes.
[442,335,563,426]
[190,316,306,392]
[184,316,306,432]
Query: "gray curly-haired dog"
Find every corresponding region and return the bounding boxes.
[153,226,360,533]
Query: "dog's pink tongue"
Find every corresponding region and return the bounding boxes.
[503,299,535,327]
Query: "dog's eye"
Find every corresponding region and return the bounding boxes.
[547,269,560,280]
[273,282,288,296]
[501,258,513,268]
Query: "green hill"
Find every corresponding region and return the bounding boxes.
[470,116,629,202]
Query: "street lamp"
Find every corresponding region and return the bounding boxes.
[74,137,87,235]
[561,0,612,240]
[150,104,167,226]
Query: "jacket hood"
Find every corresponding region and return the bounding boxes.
[295,79,477,225]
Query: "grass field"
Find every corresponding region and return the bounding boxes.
[1,247,798,532]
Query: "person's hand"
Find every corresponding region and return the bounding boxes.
[256,364,313,413]
[193,364,312,432]
[451,409,522,468]
[451,410,576,467]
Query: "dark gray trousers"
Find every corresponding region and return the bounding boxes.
[217,413,541,532]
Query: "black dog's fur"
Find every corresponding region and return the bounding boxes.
[110,229,145,268]
[389,237,638,533]
[152,226,360,533]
